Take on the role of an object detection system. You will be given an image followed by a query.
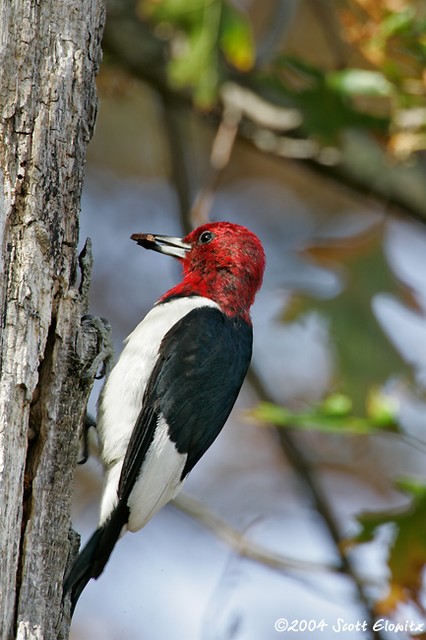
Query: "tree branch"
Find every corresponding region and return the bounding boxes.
[173,493,341,575]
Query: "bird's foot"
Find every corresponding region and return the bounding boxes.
[80,315,114,381]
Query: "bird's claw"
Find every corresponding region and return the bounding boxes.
[80,315,114,381]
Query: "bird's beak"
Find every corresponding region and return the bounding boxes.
[131,233,191,259]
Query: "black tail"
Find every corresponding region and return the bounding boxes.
[63,527,104,615]
[63,503,129,615]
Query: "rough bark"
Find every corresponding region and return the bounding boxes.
[0,1,106,638]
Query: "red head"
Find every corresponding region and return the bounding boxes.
[131,222,265,321]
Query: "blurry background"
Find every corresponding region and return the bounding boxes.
[71,1,426,638]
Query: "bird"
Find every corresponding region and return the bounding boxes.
[63,221,265,614]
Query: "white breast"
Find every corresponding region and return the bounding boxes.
[97,295,219,526]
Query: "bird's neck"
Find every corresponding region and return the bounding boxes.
[160,271,254,323]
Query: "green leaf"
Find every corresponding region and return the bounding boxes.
[141,0,255,107]
[192,60,219,108]
[168,23,214,87]
[140,0,206,28]
[250,398,396,435]
[220,4,254,72]
[321,393,352,417]
[251,402,293,427]
[327,69,394,97]
[159,0,222,108]
[366,387,399,427]
[379,7,416,40]
[349,479,426,613]
[266,56,389,142]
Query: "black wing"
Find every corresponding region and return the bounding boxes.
[119,305,253,499]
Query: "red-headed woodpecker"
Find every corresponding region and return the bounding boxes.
[64,221,265,613]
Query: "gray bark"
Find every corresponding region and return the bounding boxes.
[0,1,106,638]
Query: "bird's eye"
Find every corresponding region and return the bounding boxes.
[198,230,214,245]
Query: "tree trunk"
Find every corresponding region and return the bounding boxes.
[0,1,105,638]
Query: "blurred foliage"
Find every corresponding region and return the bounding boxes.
[340,0,426,158]
[252,387,426,616]
[251,388,399,436]
[264,56,390,143]
[302,234,409,413]
[138,0,254,107]
[347,478,426,614]
[136,0,426,159]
